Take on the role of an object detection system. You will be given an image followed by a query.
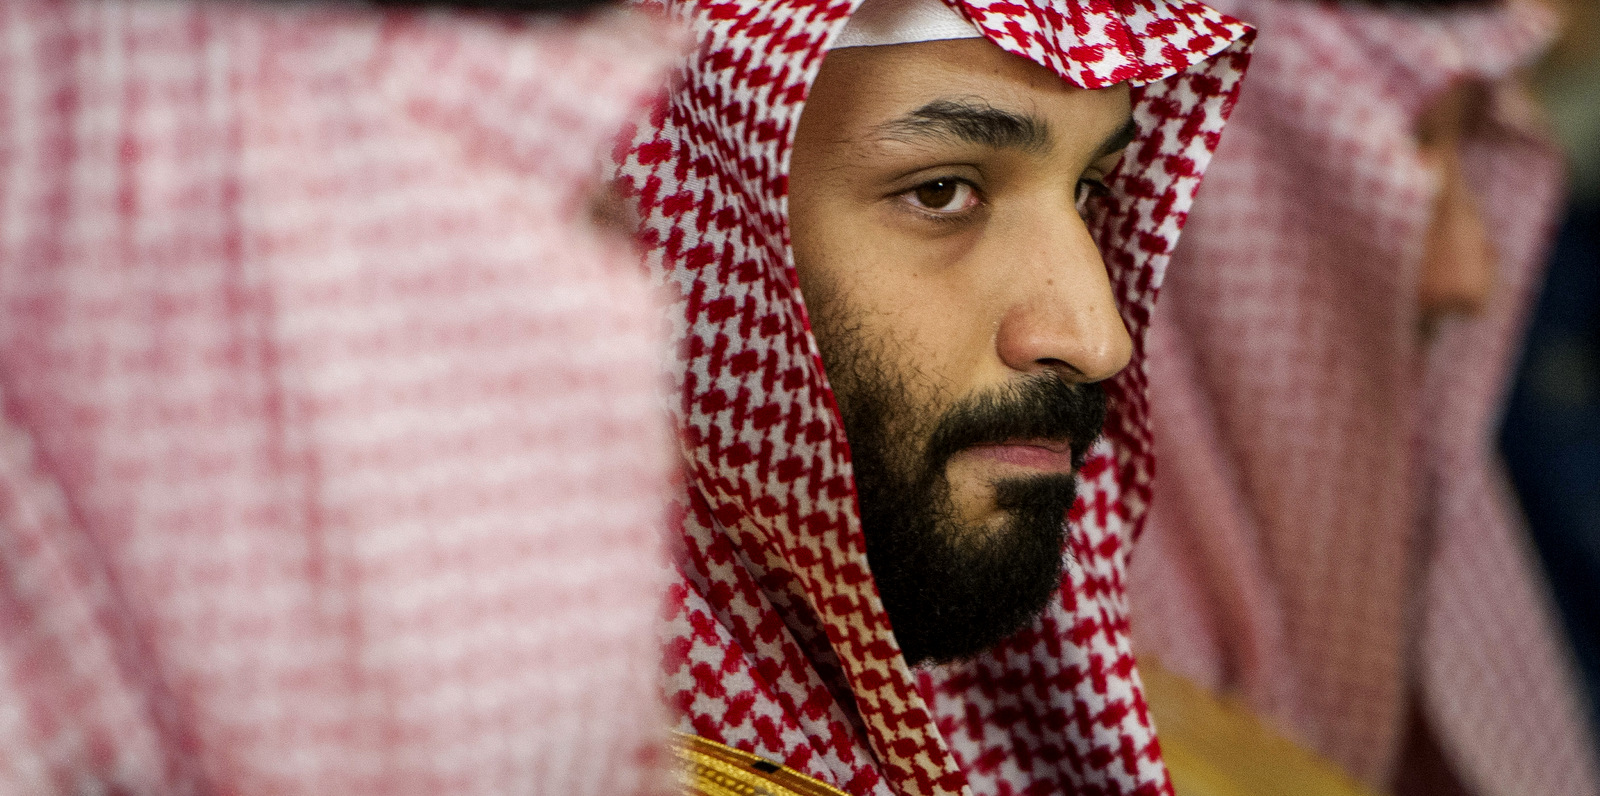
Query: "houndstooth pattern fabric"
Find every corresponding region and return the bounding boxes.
[614,1,1252,794]
[0,1,680,793]
[1127,0,1600,793]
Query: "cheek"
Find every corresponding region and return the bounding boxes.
[862,267,995,400]
[806,277,972,428]
[802,277,952,452]
[797,230,994,398]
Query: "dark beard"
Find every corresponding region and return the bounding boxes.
[824,335,1109,667]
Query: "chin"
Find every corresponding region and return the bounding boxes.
[874,470,1080,667]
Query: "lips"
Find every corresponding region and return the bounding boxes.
[960,439,1078,473]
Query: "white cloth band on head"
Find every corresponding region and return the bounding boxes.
[830,0,983,50]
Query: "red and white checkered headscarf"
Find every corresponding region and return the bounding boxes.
[613,1,1252,793]
[1127,1,1600,794]
[0,1,679,793]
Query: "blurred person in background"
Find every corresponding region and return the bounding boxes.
[1502,0,1600,749]
[1125,0,1600,794]
[0,0,679,793]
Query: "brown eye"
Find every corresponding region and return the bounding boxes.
[903,179,978,214]
[916,180,958,209]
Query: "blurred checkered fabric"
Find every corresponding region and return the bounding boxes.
[0,1,679,792]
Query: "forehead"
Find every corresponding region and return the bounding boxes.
[804,37,1130,137]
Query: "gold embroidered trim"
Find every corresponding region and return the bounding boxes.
[672,732,854,796]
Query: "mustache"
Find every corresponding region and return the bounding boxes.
[923,376,1109,471]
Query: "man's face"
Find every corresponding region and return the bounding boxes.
[788,37,1134,666]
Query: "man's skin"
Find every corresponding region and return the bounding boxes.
[1416,81,1497,329]
[788,36,1137,663]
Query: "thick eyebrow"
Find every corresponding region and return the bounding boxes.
[872,99,1138,162]
[873,99,1051,153]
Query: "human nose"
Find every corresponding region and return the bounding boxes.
[1418,146,1496,323]
[993,211,1133,383]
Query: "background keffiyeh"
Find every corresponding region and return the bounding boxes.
[1127,1,1600,794]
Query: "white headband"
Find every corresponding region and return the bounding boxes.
[830,0,984,50]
